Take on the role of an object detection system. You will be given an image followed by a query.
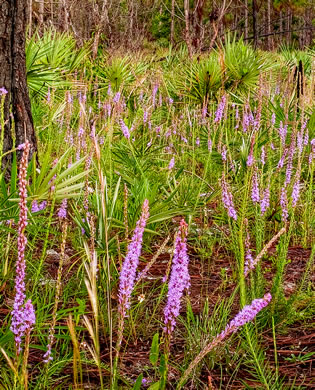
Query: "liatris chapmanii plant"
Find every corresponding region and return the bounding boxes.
[221,175,237,220]
[251,169,260,204]
[118,199,150,319]
[280,186,289,222]
[161,219,190,390]
[214,95,226,123]
[163,219,190,335]
[11,140,36,354]
[178,293,272,388]
[260,184,270,216]
[43,222,68,363]
[244,227,286,277]
[113,199,150,388]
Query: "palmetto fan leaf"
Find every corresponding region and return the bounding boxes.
[26,30,89,97]
[173,54,223,104]
[279,44,312,76]
[96,56,148,93]
[220,34,272,95]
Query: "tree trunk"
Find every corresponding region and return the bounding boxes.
[0,0,37,166]
[29,0,32,38]
[193,0,205,51]
[244,0,248,39]
[252,0,258,48]
[184,0,192,57]
[38,0,44,29]
[170,0,175,45]
[267,0,271,50]
[92,0,108,59]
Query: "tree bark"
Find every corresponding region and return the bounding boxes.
[252,0,258,48]
[267,0,271,50]
[184,0,192,57]
[170,0,175,45]
[38,0,44,30]
[92,0,108,59]
[244,0,248,39]
[0,0,37,166]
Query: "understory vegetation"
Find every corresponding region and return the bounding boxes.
[0,31,314,389]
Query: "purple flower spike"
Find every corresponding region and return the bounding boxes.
[11,140,36,353]
[168,157,175,170]
[120,119,130,139]
[251,170,260,204]
[0,87,8,95]
[260,185,270,216]
[58,198,68,219]
[214,95,226,123]
[164,220,190,334]
[221,175,237,220]
[118,200,150,319]
[218,293,272,339]
[291,178,300,207]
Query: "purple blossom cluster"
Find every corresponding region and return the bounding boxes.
[168,157,175,170]
[58,198,68,219]
[221,175,237,220]
[278,121,287,146]
[260,184,270,216]
[217,293,272,339]
[120,119,130,139]
[251,169,260,204]
[31,200,47,213]
[11,141,36,353]
[291,176,301,207]
[0,87,8,95]
[214,95,226,123]
[164,220,190,334]
[118,200,150,319]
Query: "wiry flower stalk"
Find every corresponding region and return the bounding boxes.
[221,175,237,220]
[43,221,68,363]
[251,169,260,204]
[113,200,150,388]
[178,294,272,388]
[260,184,270,216]
[244,227,286,277]
[11,141,36,355]
[280,186,289,222]
[163,220,190,335]
[244,222,254,276]
[214,95,226,123]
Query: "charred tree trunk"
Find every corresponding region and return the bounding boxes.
[244,0,248,39]
[0,0,37,167]
[267,0,271,50]
[252,0,258,48]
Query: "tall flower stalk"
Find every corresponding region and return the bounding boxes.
[112,199,150,388]
[177,294,272,389]
[11,140,36,355]
[161,219,190,389]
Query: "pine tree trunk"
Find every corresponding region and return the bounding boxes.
[184,0,192,57]
[92,0,108,59]
[252,0,258,48]
[267,0,271,50]
[170,0,175,45]
[0,0,37,165]
[244,0,248,39]
[38,0,44,29]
